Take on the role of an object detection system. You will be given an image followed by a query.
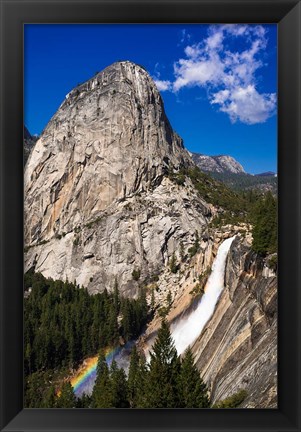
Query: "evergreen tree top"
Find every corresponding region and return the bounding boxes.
[150,319,178,365]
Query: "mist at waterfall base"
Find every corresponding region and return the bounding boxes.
[72,236,235,398]
[73,341,135,397]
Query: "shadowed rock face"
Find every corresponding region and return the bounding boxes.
[24,61,211,295]
[191,237,277,408]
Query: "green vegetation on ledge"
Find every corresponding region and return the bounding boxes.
[169,167,277,258]
[212,389,248,408]
[169,166,248,214]
[208,171,277,193]
[251,191,277,255]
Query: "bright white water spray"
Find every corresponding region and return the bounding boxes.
[170,236,236,355]
[72,236,235,395]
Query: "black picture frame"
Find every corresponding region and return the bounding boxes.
[0,0,300,431]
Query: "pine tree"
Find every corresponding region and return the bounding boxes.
[180,241,185,262]
[252,192,277,255]
[150,319,178,365]
[264,192,277,253]
[128,346,140,407]
[150,287,155,311]
[169,252,178,273]
[106,304,119,345]
[138,286,148,324]
[24,371,45,408]
[167,290,172,309]
[135,354,149,408]
[25,342,32,375]
[121,299,132,341]
[91,350,113,408]
[146,319,180,407]
[41,385,57,408]
[110,360,129,408]
[76,392,92,408]
[68,322,81,367]
[189,230,200,258]
[178,347,210,408]
[113,278,120,313]
[57,381,76,408]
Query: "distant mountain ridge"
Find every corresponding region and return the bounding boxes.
[191,152,277,193]
[255,171,276,177]
[191,153,245,174]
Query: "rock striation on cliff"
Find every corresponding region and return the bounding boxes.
[24,61,277,408]
[191,236,277,408]
[24,61,212,295]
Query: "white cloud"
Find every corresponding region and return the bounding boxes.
[211,85,276,124]
[211,89,230,104]
[180,29,191,44]
[223,24,249,37]
[162,24,276,124]
[154,79,172,92]
[206,31,224,50]
[184,45,200,59]
[154,62,161,78]
[173,54,225,91]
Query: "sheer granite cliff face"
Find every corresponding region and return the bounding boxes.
[24,61,277,408]
[191,237,277,408]
[24,61,212,295]
[25,61,192,244]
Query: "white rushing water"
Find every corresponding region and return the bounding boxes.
[73,236,235,396]
[170,236,236,355]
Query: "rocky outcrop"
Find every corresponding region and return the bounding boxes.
[24,61,212,296]
[24,126,37,165]
[142,225,251,350]
[25,175,213,297]
[191,236,277,408]
[191,153,245,174]
[25,61,192,244]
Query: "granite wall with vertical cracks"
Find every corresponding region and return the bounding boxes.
[192,237,277,408]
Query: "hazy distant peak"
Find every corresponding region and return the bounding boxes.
[192,152,245,174]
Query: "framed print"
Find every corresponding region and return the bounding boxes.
[0,0,300,431]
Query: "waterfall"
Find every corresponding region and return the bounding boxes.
[72,236,235,397]
[170,236,235,355]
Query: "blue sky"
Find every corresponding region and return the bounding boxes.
[24,24,277,174]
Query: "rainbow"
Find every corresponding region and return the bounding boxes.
[70,345,124,397]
